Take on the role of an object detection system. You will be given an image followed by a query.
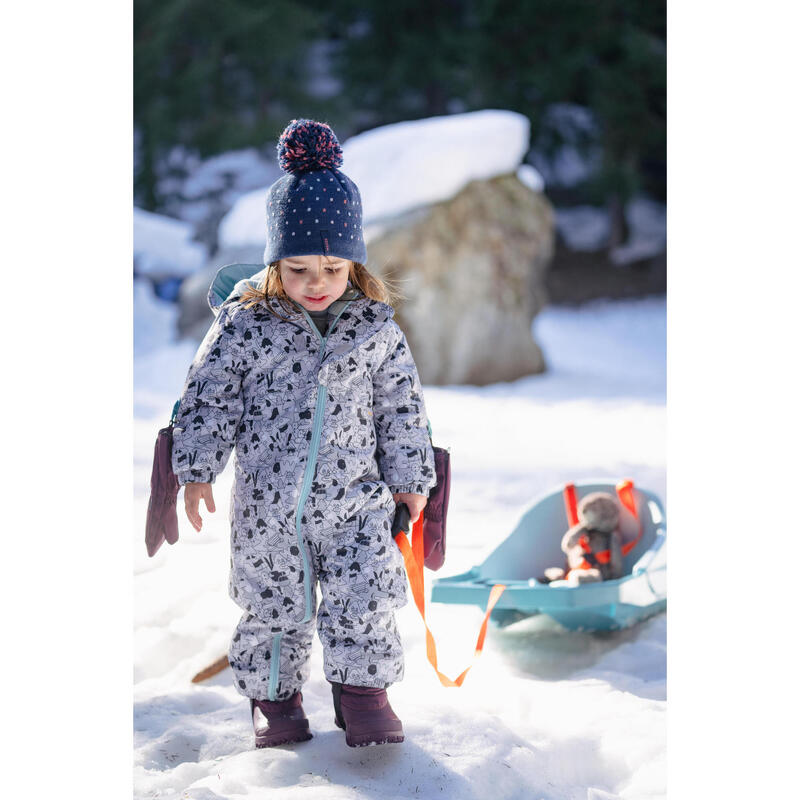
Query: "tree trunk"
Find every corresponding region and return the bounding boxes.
[606,192,629,250]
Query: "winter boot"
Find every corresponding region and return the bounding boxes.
[330,682,404,747]
[250,691,313,748]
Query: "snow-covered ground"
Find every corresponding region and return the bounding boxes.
[133,296,666,800]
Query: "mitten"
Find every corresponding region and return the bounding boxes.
[145,425,180,557]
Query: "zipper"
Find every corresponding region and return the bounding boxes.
[267,632,283,700]
[292,302,353,623]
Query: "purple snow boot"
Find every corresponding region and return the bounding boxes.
[330,682,405,747]
[250,691,312,748]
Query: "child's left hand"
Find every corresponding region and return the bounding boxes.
[392,492,427,525]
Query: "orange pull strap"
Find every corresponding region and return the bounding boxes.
[394,509,506,687]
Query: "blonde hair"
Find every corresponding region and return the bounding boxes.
[239,256,397,318]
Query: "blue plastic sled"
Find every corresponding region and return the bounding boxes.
[430,480,667,631]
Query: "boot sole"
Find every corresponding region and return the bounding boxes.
[255,730,313,748]
[334,716,404,747]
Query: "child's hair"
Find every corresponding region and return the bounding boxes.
[239,256,397,317]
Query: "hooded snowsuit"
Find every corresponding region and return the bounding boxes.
[171,269,436,701]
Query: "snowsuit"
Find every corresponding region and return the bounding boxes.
[171,277,436,701]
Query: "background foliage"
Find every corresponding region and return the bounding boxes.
[134,0,665,229]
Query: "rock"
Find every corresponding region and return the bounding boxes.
[365,173,554,385]
[176,245,261,341]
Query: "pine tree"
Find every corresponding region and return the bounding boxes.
[134,0,331,209]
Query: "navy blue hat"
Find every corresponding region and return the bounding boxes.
[263,118,367,266]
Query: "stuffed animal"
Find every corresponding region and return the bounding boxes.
[542,492,624,586]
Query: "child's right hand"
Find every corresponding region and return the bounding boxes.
[183,482,216,532]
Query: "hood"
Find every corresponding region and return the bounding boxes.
[207,263,268,313]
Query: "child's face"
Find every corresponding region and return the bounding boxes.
[279,255,351,311]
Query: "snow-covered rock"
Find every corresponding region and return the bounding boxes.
[218,109,532,250]
[149,146,281,251]
[179,149,278,221]
[134,207,207,280]
[342,109,531,222]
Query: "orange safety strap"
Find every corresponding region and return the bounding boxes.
[394,509,506,687]
[579,534,612,564]
[616,478,643,556]
[563,482,580,527]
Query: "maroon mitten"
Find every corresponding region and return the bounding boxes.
[330,682,404,747]
[145,425,180,557]
[422,445,450,570]
[251,692,313,748]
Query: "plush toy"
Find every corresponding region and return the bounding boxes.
[542,492,624,586]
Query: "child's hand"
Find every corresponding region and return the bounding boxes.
[183,482,216,532]
[392,492,427,525]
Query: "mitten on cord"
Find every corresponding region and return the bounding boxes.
[145,425,180,557]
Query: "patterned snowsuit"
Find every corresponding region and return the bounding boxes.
[171,281,436,701]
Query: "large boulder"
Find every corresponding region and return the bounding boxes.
[366,173,553,385]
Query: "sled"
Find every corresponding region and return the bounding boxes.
[430,480,666,631]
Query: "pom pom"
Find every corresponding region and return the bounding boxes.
[277,118,343,174]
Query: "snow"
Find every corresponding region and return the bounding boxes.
[342,110,530,222]
[133,277,180,358]
[516,164,546,194]
[218,110,532,249]
[134,206,208,279]
[134,296,666,799]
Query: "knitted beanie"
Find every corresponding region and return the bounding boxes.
[263,118,367,266]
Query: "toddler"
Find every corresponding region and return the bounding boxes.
[171,118,436,748]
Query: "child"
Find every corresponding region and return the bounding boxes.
[171,118,436,749]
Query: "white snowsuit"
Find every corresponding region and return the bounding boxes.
[171,271,436,701]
